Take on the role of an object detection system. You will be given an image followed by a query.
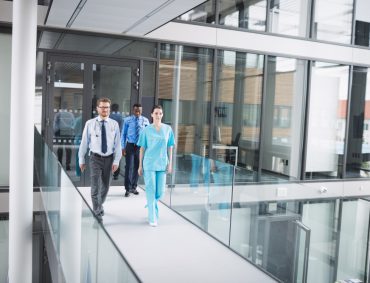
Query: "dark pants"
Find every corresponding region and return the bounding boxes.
[125,143,140,192]
[58,147,72,168]
[89,154,113,215]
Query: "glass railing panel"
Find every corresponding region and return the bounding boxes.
[34,128,140,283]
[0,219,8,282]
[336,199,370,283]
[229,165,310,282]
[168,154,233,245]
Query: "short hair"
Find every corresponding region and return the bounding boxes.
[133,103,142,108]
[111,103,119,112]
[151,105,163,113]
[97,97,111,106]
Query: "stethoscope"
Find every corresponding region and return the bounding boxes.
[93,119,114,137]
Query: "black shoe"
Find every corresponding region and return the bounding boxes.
[124,191,130,197]
[96,214,103,222]
[66,165,71,171]
[131,189,139,195]
[113,176,118,180]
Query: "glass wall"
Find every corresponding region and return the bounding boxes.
[262,56,307,180]
[302,200,338,283]
[177,0,358,45]
[346,67,370,178]
[354,0,370,46]
[311,0,353,44]
[0,32,11,186]
[337,199,370,283]
[214,51,264,180]
[219,0,267,31]
[268,0,311,37]
[158,44,214,185]
[305,62,349,179]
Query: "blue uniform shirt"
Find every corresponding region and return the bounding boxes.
[121,115,150,148]
[137,123,175,171]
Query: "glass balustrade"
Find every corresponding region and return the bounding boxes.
[34,128,140,283]
[164,154,370,283]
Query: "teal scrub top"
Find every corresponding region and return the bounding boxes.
[137,123,175,171]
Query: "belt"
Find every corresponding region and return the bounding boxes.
[92,152,113,158]
[127,142,140,147]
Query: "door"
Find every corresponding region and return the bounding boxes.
[44,54,139,186]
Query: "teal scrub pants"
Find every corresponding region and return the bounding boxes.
[144,170,166,223]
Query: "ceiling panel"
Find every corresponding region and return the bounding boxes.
[72,0,167,33]
[46,0,81,27]
[45,0,206,36]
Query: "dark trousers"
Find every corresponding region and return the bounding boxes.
[125,143,140,192]
[89,154,113,215]
[58,147,72,168]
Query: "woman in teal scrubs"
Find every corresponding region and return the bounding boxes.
[137,105,175,226]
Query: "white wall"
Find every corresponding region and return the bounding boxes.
[0,33,11,186]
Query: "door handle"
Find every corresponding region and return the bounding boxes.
[134,81,139,90]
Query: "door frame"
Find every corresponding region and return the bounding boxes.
[43,53,140,186]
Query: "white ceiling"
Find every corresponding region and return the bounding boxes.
[46,0,206,36]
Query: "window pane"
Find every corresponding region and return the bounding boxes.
[178,0,216,24]
[158,44,214,185]
[214,51,264,179]
[305,62,349,179]
[346,66,370,177]
[262,57,307,181]
[268,0,310,37]
[312,0,353,44]
[219,0,267,31]
[354,0,370,46]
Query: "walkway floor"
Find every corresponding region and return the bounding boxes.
[78,186,277,283]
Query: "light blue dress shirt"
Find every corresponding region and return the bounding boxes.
[121,115,149,148]
[137,124,175,171]
[78,117,122,165]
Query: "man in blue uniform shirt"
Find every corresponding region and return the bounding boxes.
[109,103,124,180]
[121,104,149,197]
[78,97,122,222]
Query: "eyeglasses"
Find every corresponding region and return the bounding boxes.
[98,106,110,109]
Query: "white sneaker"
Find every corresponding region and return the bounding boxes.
[149,222,157,227]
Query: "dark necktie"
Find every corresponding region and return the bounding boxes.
[101,120,107,153]
[135,117,140,143]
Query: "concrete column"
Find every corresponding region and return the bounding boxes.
[9,0,37,282]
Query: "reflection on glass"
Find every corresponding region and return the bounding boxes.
[52,61,83,183]
[262,56,306,180]
[305,62,349,179]
[178,0,216,23]
[169,156,233,245]
[92,64,132,118]
[214,51,264,180]
[268,0,310,37]
[302,201,337,283]
[346,67,370,178]
[354,0,370,46]
[337,199,370,283]
[312,0,353,44]
[219,0,267,31]
[158,44,213,185]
